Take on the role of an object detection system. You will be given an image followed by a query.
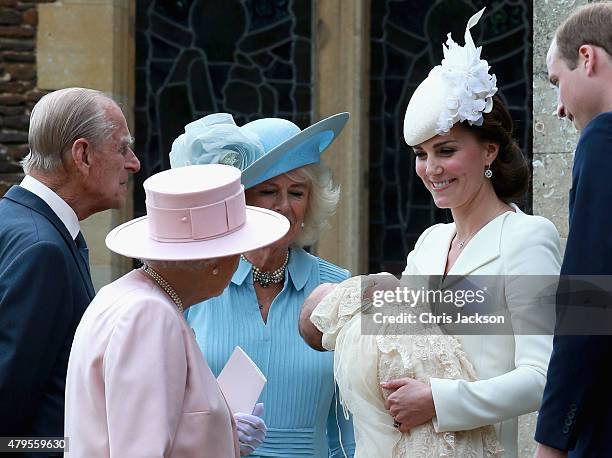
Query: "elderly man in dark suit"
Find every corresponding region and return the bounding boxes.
[535,3,612,457]
[0,88,140,447]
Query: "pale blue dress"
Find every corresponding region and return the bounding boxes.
[185,248,356,458]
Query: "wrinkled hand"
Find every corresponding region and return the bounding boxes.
[234,403,267,456]
[380,378,436,433]
[534,444,568,458]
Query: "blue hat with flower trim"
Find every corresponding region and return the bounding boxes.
[170,112,349,189]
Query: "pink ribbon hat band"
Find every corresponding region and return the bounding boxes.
[146,172,246,242]
[105,164,290,261]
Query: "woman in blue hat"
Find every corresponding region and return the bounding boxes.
[170,112,356,458]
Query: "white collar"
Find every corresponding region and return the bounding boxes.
[411,203,520,276]
[20,175,81,239]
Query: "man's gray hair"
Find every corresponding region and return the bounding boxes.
[286,163,341,248]
[21,87,117,174]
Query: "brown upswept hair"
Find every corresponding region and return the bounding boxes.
[465,95,529,201]
[555,2,612,70]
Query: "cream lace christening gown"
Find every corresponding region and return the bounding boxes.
[310,276,502,458]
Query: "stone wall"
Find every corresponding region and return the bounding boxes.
[532,0,586,252]
[313,0,370,274]
[516,1,588,455]
[0,0,54,195]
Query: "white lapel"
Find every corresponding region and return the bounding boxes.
[447,212,508,275]
[411,205,519,276]
[411,223,456,275]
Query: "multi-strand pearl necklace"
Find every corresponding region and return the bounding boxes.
[242,251,289,288]
[141,265,184,313]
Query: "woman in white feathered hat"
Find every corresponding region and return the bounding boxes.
[301,8,562,457]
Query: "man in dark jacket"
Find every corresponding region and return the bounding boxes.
[535,3,612,457]
[0,88,140,454]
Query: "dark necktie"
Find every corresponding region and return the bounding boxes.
[75,231,90,267]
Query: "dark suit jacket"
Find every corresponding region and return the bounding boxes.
[0,186,95,452]
[535,112,612,456]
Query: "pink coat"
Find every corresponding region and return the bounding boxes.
[65,269,239,457]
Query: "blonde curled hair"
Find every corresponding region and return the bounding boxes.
[284,163,340,248]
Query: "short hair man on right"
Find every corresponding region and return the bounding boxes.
[535,3,612,458]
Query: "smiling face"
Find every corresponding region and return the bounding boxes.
[86,102,141,211]
[413,123,498,209]
[245,172,310,248]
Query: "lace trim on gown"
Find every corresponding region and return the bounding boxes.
[311,276,503,457]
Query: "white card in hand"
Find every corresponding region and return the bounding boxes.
[217,346,267,414]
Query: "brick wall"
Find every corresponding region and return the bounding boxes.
[0,0,55,195]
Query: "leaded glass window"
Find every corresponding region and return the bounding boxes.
[135,0,312,217]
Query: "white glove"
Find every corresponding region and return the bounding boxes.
[234,403,267,456]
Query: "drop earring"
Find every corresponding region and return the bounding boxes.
[484,164,493,179]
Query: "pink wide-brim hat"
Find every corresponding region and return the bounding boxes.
[105,164,290,260]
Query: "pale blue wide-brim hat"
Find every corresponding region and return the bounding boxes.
[170,112,349,188]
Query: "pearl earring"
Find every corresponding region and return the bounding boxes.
[484,164,493,179]
[212,267,219,276]
[300,222,305,229]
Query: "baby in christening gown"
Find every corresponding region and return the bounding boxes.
[310,275,502,458]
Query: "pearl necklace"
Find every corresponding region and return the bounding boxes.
[242,251,289,288]
[141,265,184,313]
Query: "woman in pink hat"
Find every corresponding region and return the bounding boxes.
[64,164,289,457]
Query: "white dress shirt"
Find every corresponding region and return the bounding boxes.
[19,175,81,239]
